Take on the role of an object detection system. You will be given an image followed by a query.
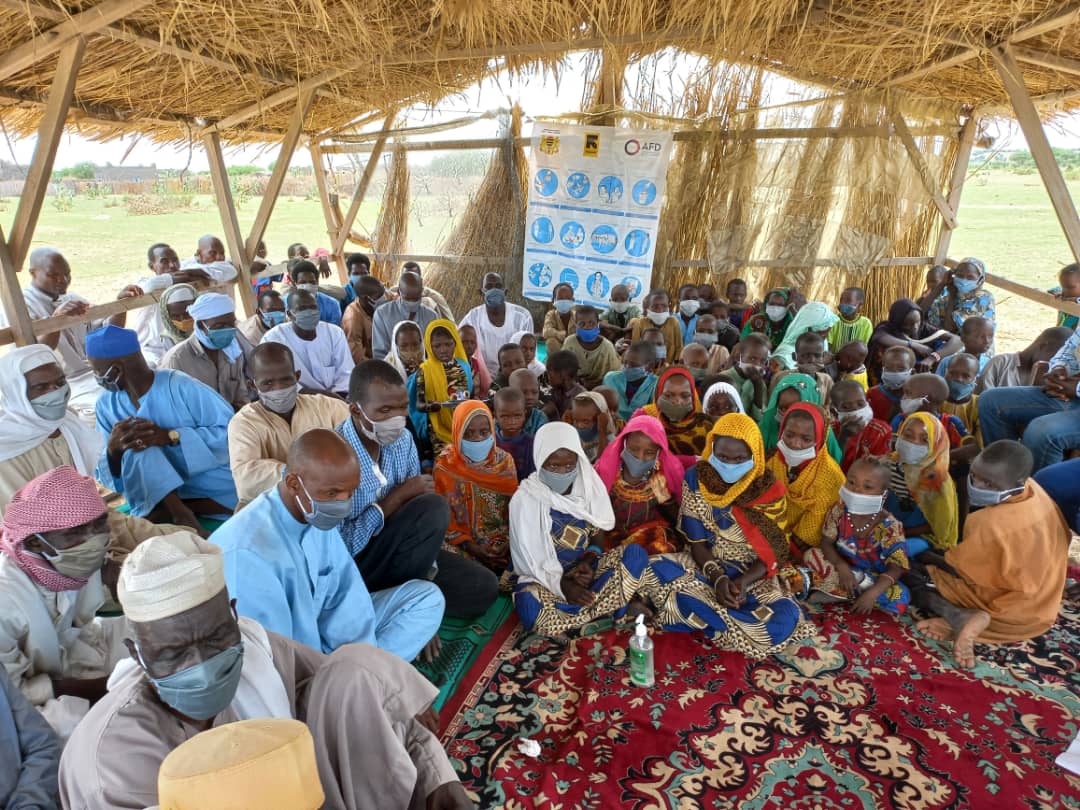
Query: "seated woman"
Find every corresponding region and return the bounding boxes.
[702,380,745,420]
[887,412,959,559]
[926,257,997,355]
[678,413,815,658]
[868,298,961,382]
[594,414,684,554]
[765,403,845,555]
[434,401,518,573]
[759,373,843,462]
[633,367,714,465]
[385,320,425,382]
[409,320,473,457]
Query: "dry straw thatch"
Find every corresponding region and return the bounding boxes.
[3,2,1080,145]
[371,142,410,283]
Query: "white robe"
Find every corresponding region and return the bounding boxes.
[261,322,354,393]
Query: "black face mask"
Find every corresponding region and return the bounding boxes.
[95,365,123,392]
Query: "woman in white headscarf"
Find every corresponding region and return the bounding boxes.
[0,345,102,512]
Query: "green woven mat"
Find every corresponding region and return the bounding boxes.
[415,594,515,711]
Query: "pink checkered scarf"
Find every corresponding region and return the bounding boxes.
[0,465,107,592]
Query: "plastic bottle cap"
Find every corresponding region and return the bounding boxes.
[635,614,647,636]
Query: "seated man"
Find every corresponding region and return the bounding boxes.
[0,345,101,511]
[180,234,239,280]
[238,288,286,346]
[289,260,342,326]
[0,669,60,809]
[229,344,349,509]
[907,441,1071,668]
[60,533,470,810]
[341,275,388,363]
[212,430,443,662]
[337,361,498,619]
[1,248,112,414]
[458,272,534,376]
[86,325,237,531]
[262,290,354,398]
[372,271,439,360]
[975,325,1070,393]
[388,261,455,322]
[160,291,255,412]
[0,466,176,734]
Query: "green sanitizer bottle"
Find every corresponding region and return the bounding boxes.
[629,613,654,687]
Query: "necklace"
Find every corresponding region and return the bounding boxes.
[847,511,881,535]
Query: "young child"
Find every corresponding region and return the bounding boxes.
[541,350,585,420]
[508,367,548,436]
[565,391,615,462]
[592,385,625,434]
[458,323,491,399]
[717,331,770,419]
[676,283,701,345]
[797,457,910,616]
[542,282,576,353]
[916,264,949,311]
[867,345,914,423]
[412,321,473,457]
[1048,262,1080,329]
[386,321,425,381]
[679,342,711,390]
[599,283,641,342]
[724,278,753,330]
[830,379,892,472]
[639,327,668,372]
[514,331,545,377]
[827,340,869,390]
[603,341,658,420]
[491,343,527,391]
[770,331,833,405]
[941,352,981,444]
[888,412,959,559]
[493,386,535,482]
[829,286,874,348]
[562,305,621,389]
[936,316,993,375]
[703,306,740,351]
[890,373,975,461]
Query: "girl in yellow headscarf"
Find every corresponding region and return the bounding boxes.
[676,413,815,658]
[766,402,846,554]
[408,319,474,457]
[885,411,958,558]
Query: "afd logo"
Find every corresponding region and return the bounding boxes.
[624,139,663,156]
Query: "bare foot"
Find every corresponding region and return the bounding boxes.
[916,617,954,641]
[625,596,655,624]
[952,609,991,669]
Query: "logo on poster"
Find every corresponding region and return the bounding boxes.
[624,139,663,156]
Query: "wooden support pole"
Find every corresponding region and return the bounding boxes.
[0,0,150,83]
[986,271,1080,318]
[891,108,958,230]
[934,117,978,263]
[7,38,85,271]
[210,68,346,133]
[244,89,315,262]
[331,115,394,258]
[309,142,348,281]
[203,131,256,317]
[0,228,35,345]
[992,43,1080,262]
[1012,45,1080,78]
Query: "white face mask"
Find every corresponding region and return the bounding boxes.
[297,283,319,294]
[777,439,817,466]
[646,310,670,326]
[839,486,885,515]
[895,437,928,465]
[900,396,925,415]
[765,305,787,322]
[838,404,874,426]
[679,300,700,317]
[611,301,630,314]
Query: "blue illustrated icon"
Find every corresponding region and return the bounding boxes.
[560,221,586,250]
[566,172,590,199]
[528,262,552,287]
[531,217,554,244]
[590,225,618,254]
[625,229,651,257]
[597,176,623,204]
[586,271,609,299]
[632,179,657,206]
[534,169,558,197]
[559,268,580,290]
[619,277,642,299]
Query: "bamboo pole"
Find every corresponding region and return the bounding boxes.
[7,38,86,271]
[203,131,257,317]
[891,108,958,230]
[309,142,348,281]
[991,43,1080,262]
[986,271,1080,318]
[0,229,34,345]
[331,114,394,258]
[935,117,978,263]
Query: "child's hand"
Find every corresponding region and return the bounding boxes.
[836,563,856,596]
[851,589,877,615]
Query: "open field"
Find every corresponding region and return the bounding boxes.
[1,168,1074,352]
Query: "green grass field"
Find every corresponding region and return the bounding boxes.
[2,168,1073,353]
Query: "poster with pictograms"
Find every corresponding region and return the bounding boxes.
[523,123,674,308]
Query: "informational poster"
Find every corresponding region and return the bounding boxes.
[522,123,674,308]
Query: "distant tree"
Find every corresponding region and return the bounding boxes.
[52,161,96,180]
[226,165,262,176]
[428,151,490,178]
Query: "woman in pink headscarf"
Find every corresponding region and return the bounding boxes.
[594,414,686,554]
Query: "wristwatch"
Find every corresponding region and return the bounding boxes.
[168,430,181,446]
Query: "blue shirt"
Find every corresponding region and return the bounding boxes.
[335,416,421,556]
[1049,324,1080,377]
[212,487,378,654]
[935,353,989,376]
[0,670,60,808]
[315,291,342,326]
[677,313,699,346]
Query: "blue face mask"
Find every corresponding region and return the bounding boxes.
[577,426,599,442]
[261,309,286,327]
[199,325,236,351]
[621,447,655,480]
[708,455,755,484]
[148,643,244,721]
[576,326,601,343]
[539,467,577,494]
[838,303,857,318]
[554,299,574,315]
[654,346,668,361]
[295,476,352,530]
[461,435,494,462]
[484,288,506,307]
[349,273,364,286]
[947,379,976,401]
[624,365,648,382]
[953,277,980,295]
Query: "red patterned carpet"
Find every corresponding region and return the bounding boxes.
[441,598,1080,808]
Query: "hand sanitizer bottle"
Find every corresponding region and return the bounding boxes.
[629,614,654,687]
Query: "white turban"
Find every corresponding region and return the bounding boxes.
[187,292,235,321]
[119,531,226,622]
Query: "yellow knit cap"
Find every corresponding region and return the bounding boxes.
[157,719,324,810]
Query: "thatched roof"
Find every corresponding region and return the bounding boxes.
[1,1,1079,144]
